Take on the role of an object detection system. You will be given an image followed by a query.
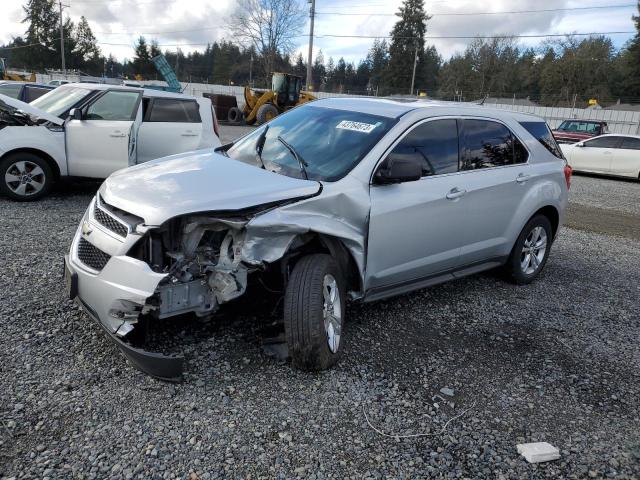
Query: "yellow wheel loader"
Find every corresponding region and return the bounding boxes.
[0,58,36,82]
[242,72,316,125]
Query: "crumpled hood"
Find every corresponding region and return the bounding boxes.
[101,150,322,226]
[0,93,64,125]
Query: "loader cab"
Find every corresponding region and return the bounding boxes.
[272,72,302,108]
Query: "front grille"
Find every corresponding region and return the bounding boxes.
[77,238,111,271]
[94,207,128,237]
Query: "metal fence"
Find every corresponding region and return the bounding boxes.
[35,74,640,135]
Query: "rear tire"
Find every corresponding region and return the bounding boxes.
[504,215,553,285]
[256,104,279,125]
[0,152,54,201]
[284,254,346,371]
[227,107,242,124]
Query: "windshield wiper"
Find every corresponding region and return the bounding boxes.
[255,126,269,169]
[277,135,309,180]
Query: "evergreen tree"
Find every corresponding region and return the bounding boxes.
[367,39,389,92]
[21,0,59,70]
[132,36,151,77]
[73,16,100,71]
[385,0,430,93]
[617,2,640,98]
[312,50,326,90]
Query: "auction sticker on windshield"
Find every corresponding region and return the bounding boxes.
[336,120,378,133]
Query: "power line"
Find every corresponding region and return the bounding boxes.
[312,31,636,40]
[316,4,638,17]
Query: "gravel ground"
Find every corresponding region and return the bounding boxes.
[1,128,639,479]
[569,174,640,217]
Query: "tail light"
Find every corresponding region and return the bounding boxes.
[212,105,220,138]
[564,164,572,189]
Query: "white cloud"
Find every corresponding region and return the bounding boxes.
[1,0,636,65]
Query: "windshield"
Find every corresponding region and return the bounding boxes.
[30,86,92,117]
[226,105,396,181]
[556,120,602,134]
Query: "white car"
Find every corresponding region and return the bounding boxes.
[0,83,221,200]
[560,134,640,179]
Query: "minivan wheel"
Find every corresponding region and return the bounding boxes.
[0,153,53,201]
[505,215,553,285]
[284,254,346,371]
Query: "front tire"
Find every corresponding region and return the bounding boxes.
[256,104,279,125]
[505,215,553,285]
[0,152,53,201]
[284,254,346,371]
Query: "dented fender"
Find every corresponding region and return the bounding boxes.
[241,178,371,293]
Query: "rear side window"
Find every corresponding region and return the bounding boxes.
[23,86,52,103]
[620,137,640,150]
[391,119,459,176]
[147,98,201,123]
[461,119,528,170]
[520,121,564,159]
[584,136,621,149]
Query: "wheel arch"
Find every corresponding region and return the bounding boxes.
[532,205,560,239]
[1,148,61,180]
[280,232,363,298]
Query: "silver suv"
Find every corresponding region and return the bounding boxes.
[64,98,571,380]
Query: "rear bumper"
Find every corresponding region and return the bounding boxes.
[65,247,185,381]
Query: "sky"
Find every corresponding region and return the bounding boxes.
[0,0,637,65]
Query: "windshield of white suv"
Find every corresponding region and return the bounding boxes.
[30,86,92,117]
[226,105,396,181]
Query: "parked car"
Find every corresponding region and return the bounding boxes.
[552,119,608,144]
[0,83,221,200]
[48,79,70,86]
[63,98,571,380]
[0,81,54,102]
[560,134,640,179]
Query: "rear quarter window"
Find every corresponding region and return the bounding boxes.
[520,122,564,159]
[147,98,201,123]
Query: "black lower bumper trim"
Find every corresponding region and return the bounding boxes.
[77,298,184,382]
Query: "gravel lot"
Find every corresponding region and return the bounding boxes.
[1,127,639,479]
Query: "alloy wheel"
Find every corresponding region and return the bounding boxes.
[4,160,46,197]
[520,226,548,275]
[322,274,342,354]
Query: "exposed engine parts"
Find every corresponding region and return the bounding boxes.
[143,216,251,319]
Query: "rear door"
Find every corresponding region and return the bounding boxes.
[136,97,203,163]
[613,137,640,177]
[456,118,531,266]
[574,136,622,173]
[66,89,142,178]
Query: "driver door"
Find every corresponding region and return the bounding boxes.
[66,89,142,178]
[366,118,467,293]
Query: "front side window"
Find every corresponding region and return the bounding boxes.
[226,105,396,181]
[520,121,564,159]
[24,86,52,103]
[584,136,620,149]
[389,119,459,176]
[0,83,23,99]
[85,90,140,121]
[461,119,528,170]
[30,86,93,117]
[620,137,640,150]
[147,98,201,123]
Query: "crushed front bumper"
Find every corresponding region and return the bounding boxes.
[64,250,185,382]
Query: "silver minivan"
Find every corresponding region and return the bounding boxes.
[64,98,571,380]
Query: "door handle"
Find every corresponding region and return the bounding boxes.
[181,132,198,137]
[446,187,466,200]
[516,173,531,183]
[603,151,612,155]
[110,132,126,138]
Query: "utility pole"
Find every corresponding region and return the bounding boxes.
[58,1,67,74]
[306,0,315,91]
[249,52,253,87]
[410,45,418,95]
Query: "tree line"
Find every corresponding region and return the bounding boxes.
[2,0,640,106]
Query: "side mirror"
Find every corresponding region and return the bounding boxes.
[575,142,584,147]
[374,152,423,185]
[69,108,82,121]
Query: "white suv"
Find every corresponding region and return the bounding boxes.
[0,83,221,200]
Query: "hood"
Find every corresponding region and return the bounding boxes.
[101,150,322,226]
[0,93,64,126]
